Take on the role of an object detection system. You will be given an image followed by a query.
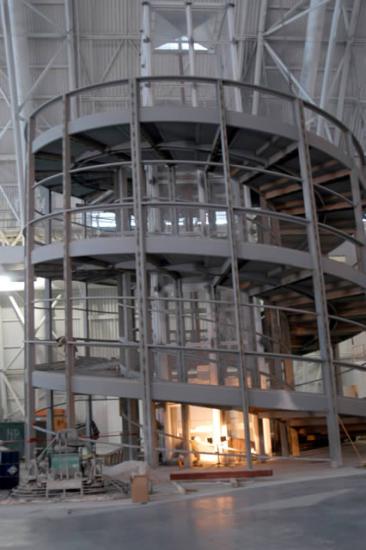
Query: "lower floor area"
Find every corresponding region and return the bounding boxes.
[1,467,366,549]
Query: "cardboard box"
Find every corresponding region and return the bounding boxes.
[131,475,149,504]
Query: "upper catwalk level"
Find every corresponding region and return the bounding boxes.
[27,77,366,357]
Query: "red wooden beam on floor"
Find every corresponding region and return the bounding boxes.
[170,469,273,481]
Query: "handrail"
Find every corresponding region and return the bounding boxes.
[28,201,310,229]
[329,314,366,333]
[32,158,302,190]
[30,200,361,251]
[28,76,364,165]
[318,222,363,247]
[34,294,319,319]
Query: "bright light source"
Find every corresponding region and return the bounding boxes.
[0,275,11,289]
[157,36,208,51]
[0,276,45,292]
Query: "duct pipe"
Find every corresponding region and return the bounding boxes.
[226,2,242,111]
[300,0,327,99]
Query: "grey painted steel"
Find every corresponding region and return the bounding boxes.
[0,0,25,224]
[226,1,242,111]
[346,132,366,273]
[25,116,36,464]
[29,236,366,291]
[295,99,342,467]
[62,94,76,429]
[30,106,358,177]
[129,78,155,466]
[217,80,252,469]
[185,1,197,108]
[44,278,54,444]
[25,76,366,467]
[31,369,366,418]
[252,0,268,115]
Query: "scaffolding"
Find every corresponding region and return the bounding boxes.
[24,70,366,468]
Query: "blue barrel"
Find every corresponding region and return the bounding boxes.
[0,450,20,490]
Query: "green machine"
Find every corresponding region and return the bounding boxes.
[50,452,81,478]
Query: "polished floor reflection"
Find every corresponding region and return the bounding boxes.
[1,474,366,549]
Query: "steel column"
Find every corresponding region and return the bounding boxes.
[226,1,242,112]
[317,0,342,135]
[335,0,361,135]
[130,78,155,466]
[175,279,186,383]
[82,282,90,358]
[252,0,268,115]
[44,278,54,443]
[0,0,26,223]
[217,80,252,469]
[346,132,366,273]
[25,116,36,463]
[185,1,198,108]
[120,397,139,460]
[64,0,79,118]
[295,98,342,467]
[0,300,8,420]
[85,395,93,439]
[62,94,75,429]
[300,0,327,99]
[181,403,192,467]
[46,390,54,441]
[141,1,153,106]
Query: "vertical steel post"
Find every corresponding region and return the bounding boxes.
[0,0,26,224]
[185,1,198,107]
[64,0,79,118]
[181,403,192,467]
[335,0,361,136]
[0,303,8,420]
[119,273,139,460]
[226,1,242,112]
[141,1,153,106]
[295,98,342,467]
[83,282,90,358]
[62,94,75,429]
[345,132,366,273]
[25,115,36,463]
[123,272,136,372]
[46,390,54,441]
[226,0,243,111]
[175,279,185,383]
[217,80,252,469]
[279,421,289,457]
[117,275,125,367]
[168,167,178,235]
[252,0,268,115]
[44,278,54,444]
[299,0,327,100]
[317,0,342,136]
[130,78,155,466]
[85,395,93,439]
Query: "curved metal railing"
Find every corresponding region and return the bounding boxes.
[28,76,365,165]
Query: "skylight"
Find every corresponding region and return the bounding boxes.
[156,36,207,51]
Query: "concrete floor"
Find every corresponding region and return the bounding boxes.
[1,471,366,549]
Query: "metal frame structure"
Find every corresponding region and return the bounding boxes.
[0,0,366,454]
[24,74,366,467]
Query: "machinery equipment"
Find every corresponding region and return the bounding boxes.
[12,429,104,499]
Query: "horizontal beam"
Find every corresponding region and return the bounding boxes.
[32,370,366,418]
